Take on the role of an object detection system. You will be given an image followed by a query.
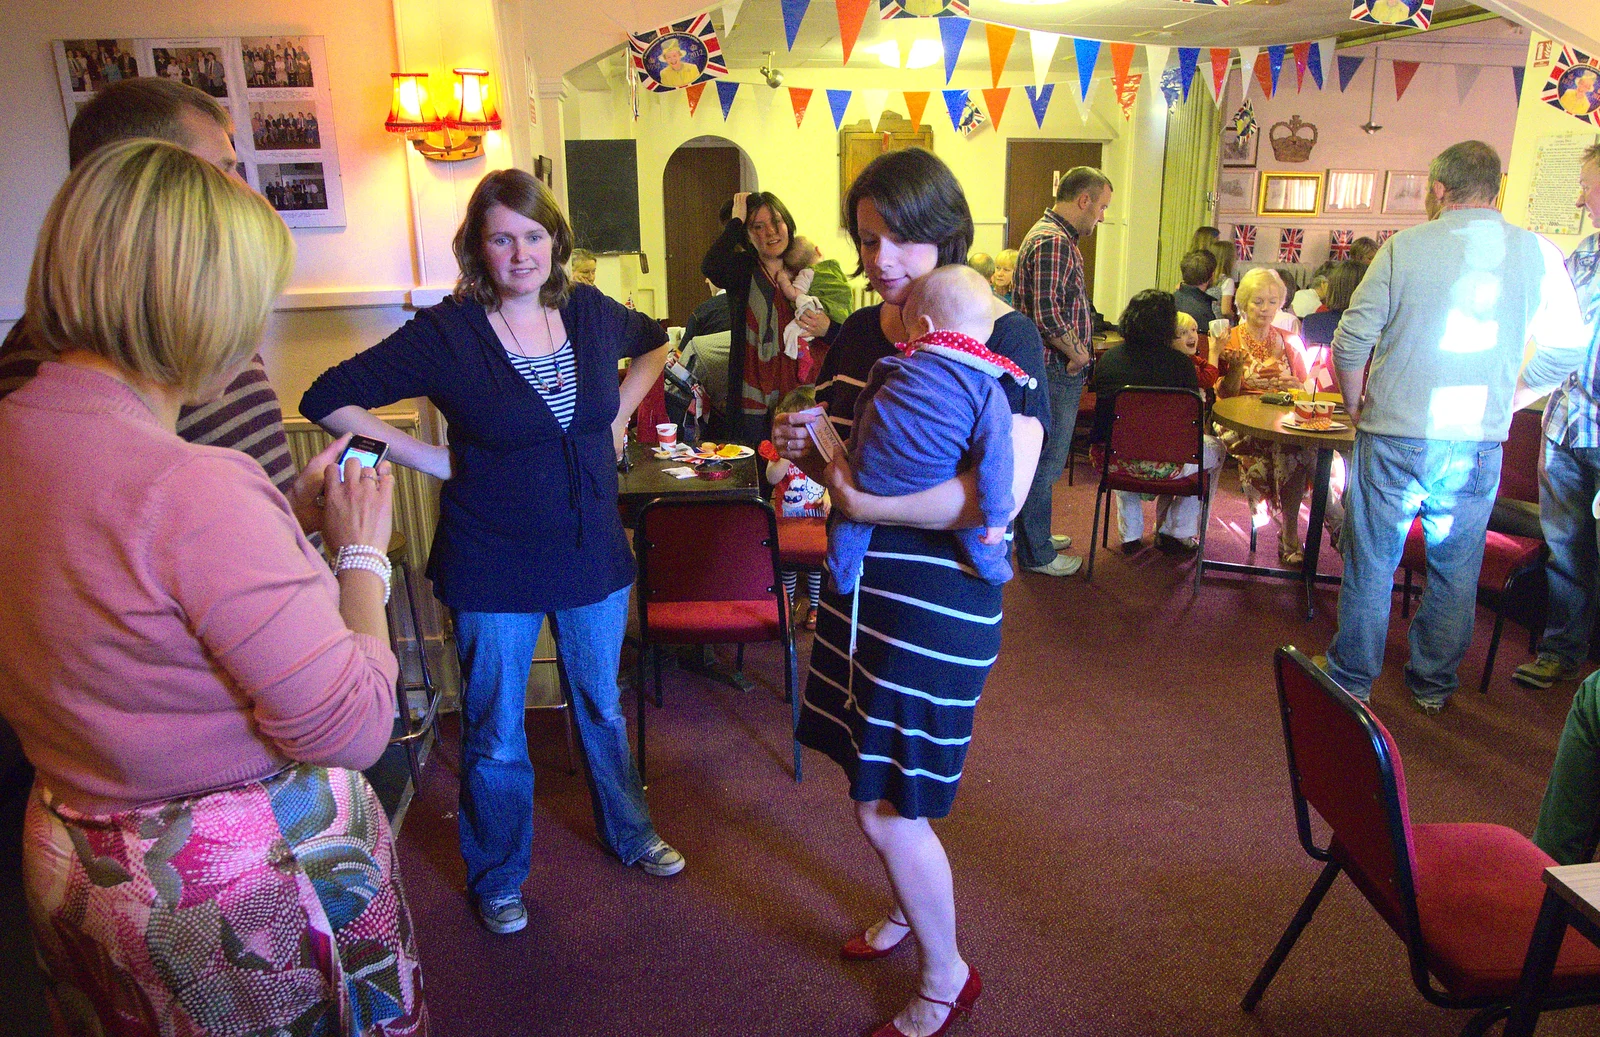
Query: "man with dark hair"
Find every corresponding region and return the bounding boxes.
[1012,165,1113,576]
[1175,249,1218,333]
[1321,140,1587,715]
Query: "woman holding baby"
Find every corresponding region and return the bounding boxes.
[702,191,852,444]
[772,147,1049,1037]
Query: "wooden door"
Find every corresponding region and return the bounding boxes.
[1006,140,1104,298]
[663,145,742,328]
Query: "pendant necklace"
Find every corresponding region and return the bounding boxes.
[500,308,565,393]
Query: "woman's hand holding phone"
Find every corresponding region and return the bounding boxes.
[320,453,395,557]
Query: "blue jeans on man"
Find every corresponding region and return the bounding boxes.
[1326,432,1502,708]
[1015,350,1087,568]
[454,584,659,902]
[1535,440,1600,666]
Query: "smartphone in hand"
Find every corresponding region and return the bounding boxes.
[336,435,389,479]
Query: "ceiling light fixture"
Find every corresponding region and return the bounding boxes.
[867,40,901,68]
[904,38,941,69]
[1360,47,1383,134]
[760,51,784,88]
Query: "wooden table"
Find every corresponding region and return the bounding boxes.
[1209,395,1356,619]
[616,440,760,526]
[1504,863,1600,1035]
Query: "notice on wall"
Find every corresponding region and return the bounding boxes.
[1525,132,1598,237]
[52,36,345,228]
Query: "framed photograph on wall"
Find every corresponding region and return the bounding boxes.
[1217,170,1258,215]
[1383,170,1430,214]
[1324,169,1377,214]
[1259,172,1322,217]
[1221,126,1259,168]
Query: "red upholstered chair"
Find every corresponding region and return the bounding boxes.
[1086,386,1210,589]
[634,497,800,784]
[1243,647,1600,1034]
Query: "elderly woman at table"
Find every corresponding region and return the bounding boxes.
[300,168,681,938]
[0,140,425,1032]
[1216,267,1317,566]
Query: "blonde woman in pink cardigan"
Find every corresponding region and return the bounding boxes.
[0,141,425,1034]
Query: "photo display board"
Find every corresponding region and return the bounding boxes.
[53,36,346,228]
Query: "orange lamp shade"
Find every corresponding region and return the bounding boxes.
[386,72,441,133]
[445,68,502,132]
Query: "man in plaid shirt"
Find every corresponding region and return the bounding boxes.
[1012,166,1113,576]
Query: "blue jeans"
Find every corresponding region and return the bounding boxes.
[1536,439,1600,665]
[454,585,657,901]
[1015,351,1087,568]
[1326,432,1502,705]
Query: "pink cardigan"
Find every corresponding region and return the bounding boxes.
[0,362,398,814]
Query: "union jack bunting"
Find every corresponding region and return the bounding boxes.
[880,0,969,18]
[1350,0,1432,30]
[1279,228,1304,263]
[1232,224,1256,261]
[628,13,727,93]
[1377,228,1397,244]
[1329,229,1353,260]
[1541,45,1600,128]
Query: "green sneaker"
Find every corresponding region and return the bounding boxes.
[1513,654,1583,690]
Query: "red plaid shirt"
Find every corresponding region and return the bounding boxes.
[1013,209,1092,351]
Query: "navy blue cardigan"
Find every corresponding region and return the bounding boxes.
[299,288,667,613]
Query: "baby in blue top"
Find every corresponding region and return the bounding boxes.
[828,264,1036,593]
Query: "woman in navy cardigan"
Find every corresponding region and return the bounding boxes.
[300,170,679,936]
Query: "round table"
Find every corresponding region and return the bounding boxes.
[1210,394,1354,619]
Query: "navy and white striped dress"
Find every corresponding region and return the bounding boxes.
[798,307,1050,819]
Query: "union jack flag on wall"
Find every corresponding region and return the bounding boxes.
[1279,228,1304,263]
[1232,224,1256,261]
[1329,229,1353,260]
[1350,0,1431,30]
[1541,45,1600,128]
[1377,228,1397,244]
[629,14,727,93]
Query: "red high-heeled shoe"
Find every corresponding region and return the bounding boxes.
[840,914,911,961]
[869,965,982,1037]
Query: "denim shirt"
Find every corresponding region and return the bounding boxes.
[1543,232,1600,448]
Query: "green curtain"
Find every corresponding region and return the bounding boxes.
[1155,87,1221,293]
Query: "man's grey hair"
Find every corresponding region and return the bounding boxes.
[1055,166,1113,204]
[68,78,231,170]
[1428,141,1502,205]
[1584,141,1600,168]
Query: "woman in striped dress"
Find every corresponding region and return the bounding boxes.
[773,148,1048,1037]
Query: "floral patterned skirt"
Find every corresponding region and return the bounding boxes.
[22,764,427,1037]
[1217,431,1318,519]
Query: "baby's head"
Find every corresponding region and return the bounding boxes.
[903,265,997,344]
[1173,312,1199,356]
[783,236,820,274]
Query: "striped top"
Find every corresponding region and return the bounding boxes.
[505,341,577,430]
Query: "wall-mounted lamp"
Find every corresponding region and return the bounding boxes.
[385,68,501,162]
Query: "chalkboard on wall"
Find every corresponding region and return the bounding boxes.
[564,139,641,254]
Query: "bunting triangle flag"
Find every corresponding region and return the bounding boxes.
[1453,63,1480,104]
[1025,83,1053,127]
[1293,42,1310,91]
[780,0,810,49]
[717,80,739,119]
[904,90,930,129]
[1209,48,1231,104]
[1266,45,1286,96]
[788,86,812,126]
[943,88,968,131]
[985,24,1016,88]
[1110,42,1136,90]
[982,87,1010,128]
[1177,48,1199,101]
[1145,45,1171,81]
[939,18,969,84]
[1116,72,1142,120]
[837,0,872,64]
[1235,46,1259,98]
[1337,54,1364,92]
[827,88,852,129]
[1317,37,1336,90]
[1254,51,1274,99]
[686,82,706,116]
[1074,37,1101,103]
[1511,64,1525,101]
[860,88,890,126]
[1031,31,1060,90]
[1393,59,1420,100]
[1307,41,1325,89]
[722,1,744,36]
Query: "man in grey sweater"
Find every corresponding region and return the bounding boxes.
[1323,140,1587,715]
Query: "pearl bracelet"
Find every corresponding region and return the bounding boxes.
[334,547,392,606]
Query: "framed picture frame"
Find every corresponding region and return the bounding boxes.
[1383,170,1430,214]
[1259,171,1322,216]
[1324,169,1378,214]
[1221,126,1259,168]
[1217,170,1258,215]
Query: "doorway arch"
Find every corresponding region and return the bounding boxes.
[662,135,755,328]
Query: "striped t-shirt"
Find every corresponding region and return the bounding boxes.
[506,341,578,429]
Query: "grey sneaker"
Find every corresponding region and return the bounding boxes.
[1411,695,1449,717]
[1513,654,1583,690]
[636,838,686,877]
[1024,554,1083,577]
[477,893,528,934]
[1050,534,1073,550]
